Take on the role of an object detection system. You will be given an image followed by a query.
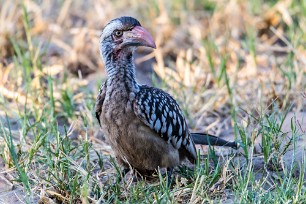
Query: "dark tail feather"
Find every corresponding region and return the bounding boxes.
[191,133,239,149]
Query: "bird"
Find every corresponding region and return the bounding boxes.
[96,16,238,184]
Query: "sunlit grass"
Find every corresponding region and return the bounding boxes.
[0,0,305,203]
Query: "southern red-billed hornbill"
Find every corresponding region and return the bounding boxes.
[96,16,238,185]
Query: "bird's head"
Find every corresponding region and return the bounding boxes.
[100,16,156,62]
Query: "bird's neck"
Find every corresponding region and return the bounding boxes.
[105,52,139,93]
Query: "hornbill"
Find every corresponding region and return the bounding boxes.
[96,16,238,185]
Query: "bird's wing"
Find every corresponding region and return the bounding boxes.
[133,85,197,161]
[95,80,107,127]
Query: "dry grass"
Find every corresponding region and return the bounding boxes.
[0,0,306,203]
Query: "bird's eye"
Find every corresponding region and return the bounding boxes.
[114,30,123,37]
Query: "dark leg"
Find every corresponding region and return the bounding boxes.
[166,167,173,187]
[109,168,130,191]
[116,168,130,183]
[106,168,130,202]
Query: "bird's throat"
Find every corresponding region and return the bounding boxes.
[105,53,139,93]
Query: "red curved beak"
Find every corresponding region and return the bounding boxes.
[122,26,156,49]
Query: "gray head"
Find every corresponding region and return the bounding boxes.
[100,16,156,63]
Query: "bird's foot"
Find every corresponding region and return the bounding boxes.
[166,167,174,188]
[107,168,130,191]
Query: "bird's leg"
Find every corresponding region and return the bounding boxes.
[109,168,130,192]
[116,168,130,183]
[104,168,130,202]
[166,167,173,187]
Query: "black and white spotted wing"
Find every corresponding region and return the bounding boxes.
[133,85,197,160]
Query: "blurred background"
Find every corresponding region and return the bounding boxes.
[0,0,306,202]
[1,0,305,132]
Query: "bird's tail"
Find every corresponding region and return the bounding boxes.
[191,133,239,149]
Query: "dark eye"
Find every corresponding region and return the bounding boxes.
[114,30,123,37]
